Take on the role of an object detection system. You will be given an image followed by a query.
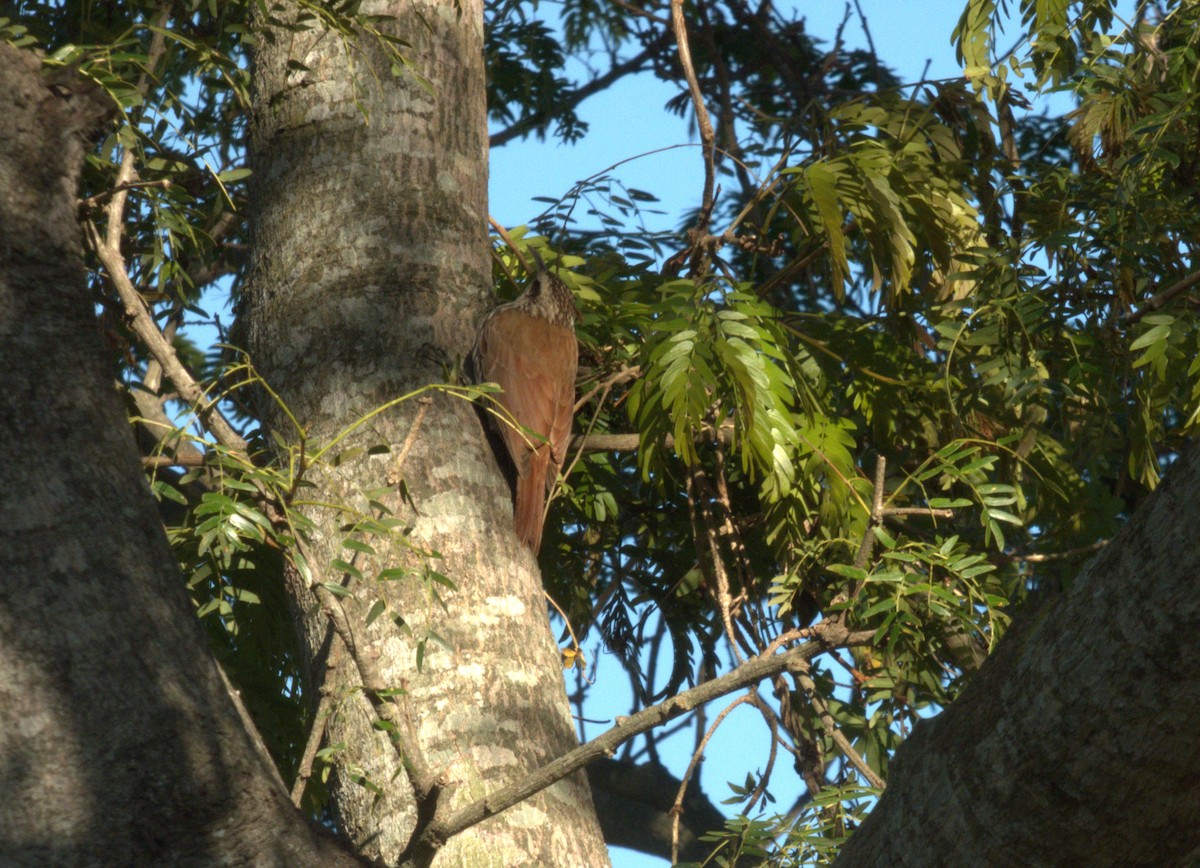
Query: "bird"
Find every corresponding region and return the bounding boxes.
[471,253,578,554]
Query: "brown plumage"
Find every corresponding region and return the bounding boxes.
[471,259,578,553]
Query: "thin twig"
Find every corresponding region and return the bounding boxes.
[553,368,613,527]
[570,419,735,453]
[724,145,796,236]
[853,454,888,572]
[670,0,717,227]
[574,364,642,413]
[762,626,818,657]
[530,142,697,227]
[141,453,207,469]
[687,465,745,663]
[290,639,344,807]
[711,439,753,612]
[490,35,669,147]
[744,691,782,803]
[387,396,432,485]
[1005,539,1107,563]
[543,591,593,684]
[142,301,184,394]
[604,0,670,26]
[884,505,956,518]
[310,578,441,803]
[487,216,532,275]
[1123,269,1200,326]
[795,665,885,790]
[670,693,756,864]
[80,178,173,209]
[105,5,172,251]
[850,0,882,89]
[129,384,211,473]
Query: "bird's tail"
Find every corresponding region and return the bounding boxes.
[514,449,550,554]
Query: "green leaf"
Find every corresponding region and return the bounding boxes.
[331,559,364,581]
[985,509,1022,525]
[365,598,386,626]
[1129,322,1170,352]
[151,479,187,505]
[292,551,314,586]
[828,564,867,581]
[342,538,377,555]
[803,162,850,294]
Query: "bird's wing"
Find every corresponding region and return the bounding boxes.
[546,328,578,473]
[476,310,577,479]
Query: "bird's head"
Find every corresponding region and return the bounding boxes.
[520,251,579,327]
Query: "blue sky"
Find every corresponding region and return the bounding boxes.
[489,1,970,237]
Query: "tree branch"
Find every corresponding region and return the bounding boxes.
[795,666,885,790]
[670,0,717,242]
[571,420,735,453]
[86,221,249,454]
[104,4,171,251]
[404,621,877,861]
[670,693,756,863]
[1123,269,1200,326]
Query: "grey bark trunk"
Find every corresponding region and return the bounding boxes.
[243,2,609,864]
[0,44,364,868]
[835,440,1200,866]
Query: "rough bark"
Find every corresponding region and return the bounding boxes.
[242,2,609,864]
[0,44,364,868]
[835,439,1200,867]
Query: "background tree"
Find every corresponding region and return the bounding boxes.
[0,42,365,868]
[2,0,1198,864]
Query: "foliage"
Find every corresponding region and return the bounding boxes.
[683,781,877,867]
[11,0,1200,862]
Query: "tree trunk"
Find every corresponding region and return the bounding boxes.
[243,2,609,864]
[0,44,363,868]
[835,439,1200,866]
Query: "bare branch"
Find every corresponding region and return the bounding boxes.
[795,666,885,790]
[487,216,532,278]
[80,178,173,209]
[670,0,717,229]
[105,4,172,250]
[574,364,642,412]
[141,453,207,469]
[571,419,735,453]
[670,693,756,864]
[86,221,249,454]
[404,621,877,860]
[1004,540,1108,563]
[386,396,433,485]
[291,640,343,807]
[311,579,442,809]
[1123,269,1200,326]
[884,506,956,518]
